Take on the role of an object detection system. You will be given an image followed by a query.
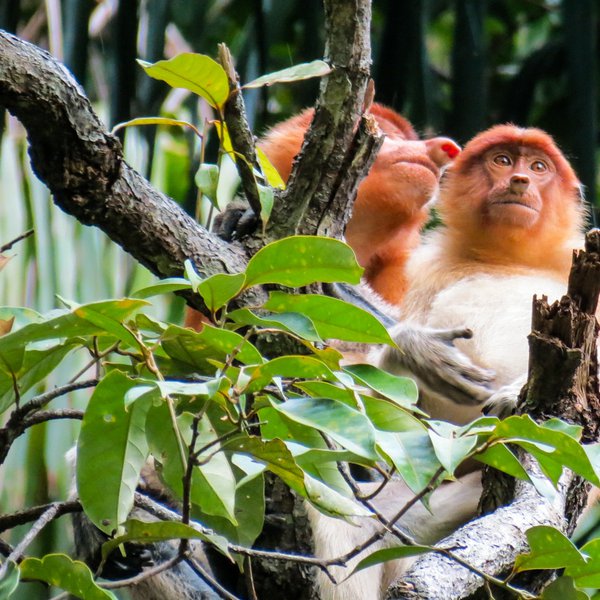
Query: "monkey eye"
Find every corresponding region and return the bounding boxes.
[530,160,548,173]
[492,154,512,167]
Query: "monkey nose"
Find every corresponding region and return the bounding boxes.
[509,174,529,194]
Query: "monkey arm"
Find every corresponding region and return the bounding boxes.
[378,323,496,407]
[325,283,496,406]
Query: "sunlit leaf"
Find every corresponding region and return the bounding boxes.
[227,436,307,495]
[138,54,229,108]
[344,364,419,409]
[131,278,192,299]
[228,308,321,342]
[494,416,600,486]
[19,554,116,600]
[256,147,285,189]
[271,397,378,460]
[244,236,362,288]
[197,273,246,313]
[265,292,394,344]
[245,355,335,393]
[111,116,202,138]
[515,526,587,572]
[243,60,332,88]
[565,538,600,587]
[195,163,220,208]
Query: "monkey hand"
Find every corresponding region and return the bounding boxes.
[378,323,496,406]
[482,376,526,418]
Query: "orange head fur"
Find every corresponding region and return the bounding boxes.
[438,124,584,272]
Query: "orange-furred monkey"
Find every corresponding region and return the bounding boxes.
[311,125,587,599]
[259,103,460,305]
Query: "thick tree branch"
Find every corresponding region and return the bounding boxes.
[0,30,266,314]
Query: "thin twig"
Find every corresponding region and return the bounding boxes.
[0,504,60,577]
[185,554,242,600]
[0,500,81,534]
[0,229,34,253]
[101,554,183,589]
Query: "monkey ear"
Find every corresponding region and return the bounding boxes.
[425,137,461,167]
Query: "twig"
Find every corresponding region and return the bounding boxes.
[0,229,34,253]
[0,500,81,534]
[21,408,84,428]
[0,504,60,577]
[185,554,242,600]
[101,554,183,589]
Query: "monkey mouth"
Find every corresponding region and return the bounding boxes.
[492,197,539,212]
[394,157,439,177]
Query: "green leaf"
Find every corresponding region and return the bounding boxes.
[0,341,77,412]
[475,444,530,481]
[131,278,192,299]
[352,545,430,574]
[138,54,229,109]
[257,182,274,228]
[343,364,419,410]
[112,116,203,138]
[199,466,265,550]
[363,396,424,433]
[0,561,19,599]
[0,299,146,354]
[304,474,370,517]
[245,355,335,393]
[515,526,587,572]
[256,147,285,189]
[566,538,600,587]
[184,260,204,292]
[195,164,220,208]
[540,577,589,600]
[494,416,600,486]
[264,292,394,345]
[161,324,264,371]
[228,308,321,342]
[19,554,116,600]
[197,273,246,313]
[243,60,332,88]
[146,406,237,523]
[101,519,230,562]
[271,397,378,460]
[244,236,362,288]
[428,422,478,475]
[294,380,357,405]
[376,430,441,494]
[227,436,307,496]
[77,371,151,534]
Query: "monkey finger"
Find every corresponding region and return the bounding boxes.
[436,327,474,342]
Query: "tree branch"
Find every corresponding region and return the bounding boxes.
[0,31,266,314]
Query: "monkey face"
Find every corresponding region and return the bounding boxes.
[483,147,555,229]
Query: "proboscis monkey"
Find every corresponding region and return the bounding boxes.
[311,124,587,599]
[259,103,460,305]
